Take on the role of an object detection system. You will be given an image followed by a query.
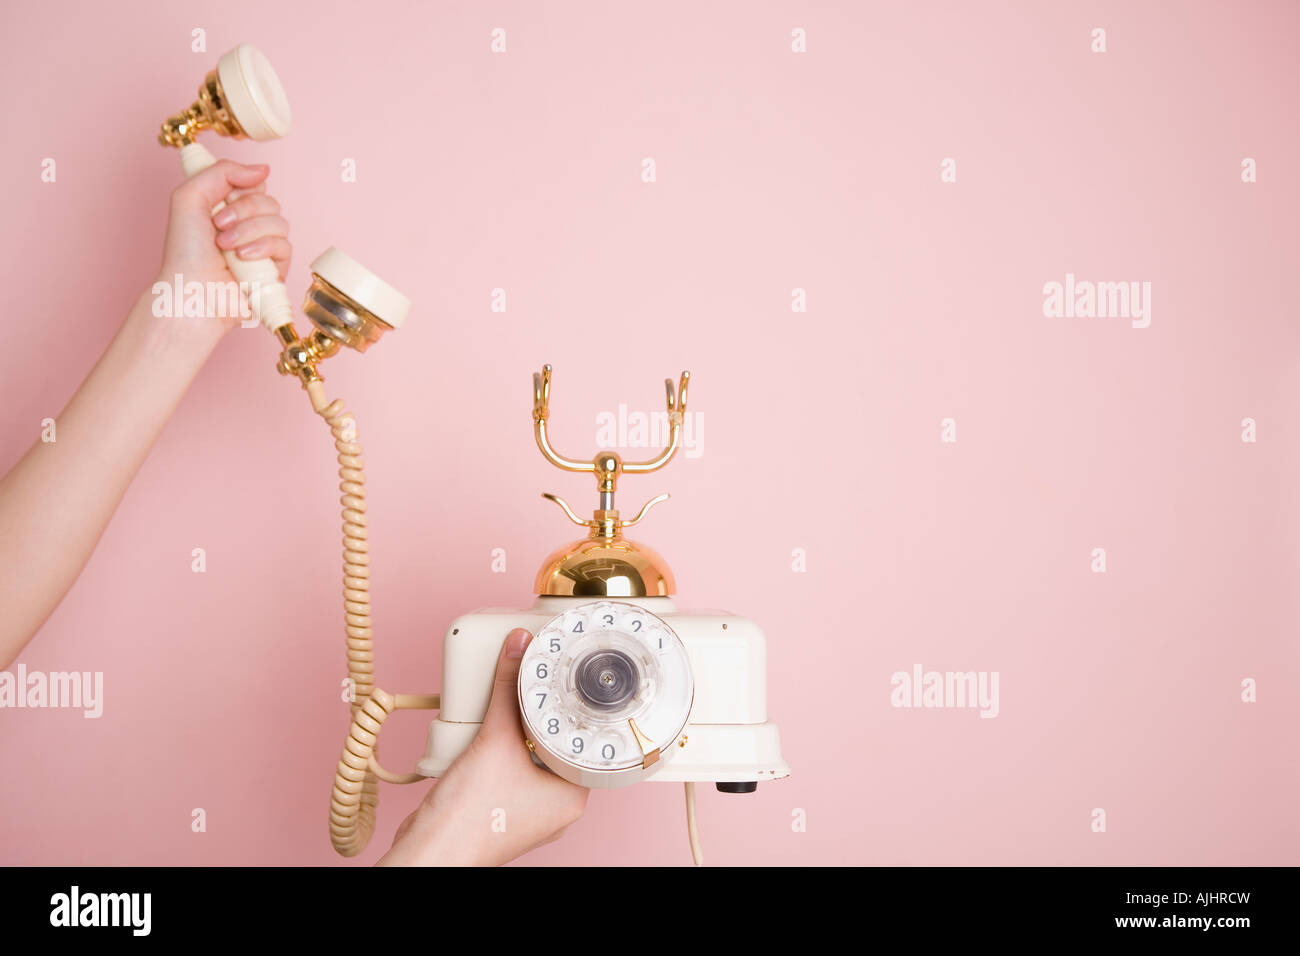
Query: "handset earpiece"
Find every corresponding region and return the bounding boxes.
[212,44,291,141]
[158,42,290,146]
[158,43,295,333]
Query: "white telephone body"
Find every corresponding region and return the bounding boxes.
[160,43,789,864]
[417,366,791,802]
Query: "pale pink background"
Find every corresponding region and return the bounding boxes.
[1,0,1297,865]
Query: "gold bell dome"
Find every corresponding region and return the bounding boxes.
[534,535,675,597]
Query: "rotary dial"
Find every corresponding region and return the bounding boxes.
[518,601,693,787]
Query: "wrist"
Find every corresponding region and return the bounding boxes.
[125,282,230,360]
[380,800,488,867]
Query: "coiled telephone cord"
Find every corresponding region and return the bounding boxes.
[307,381,438,857]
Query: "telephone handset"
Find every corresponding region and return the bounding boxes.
[160,45,789,865]
[157,44,406,355]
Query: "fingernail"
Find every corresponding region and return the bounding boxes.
[212,208,237,228]
[505,628,530,659]
[237,241,264,258]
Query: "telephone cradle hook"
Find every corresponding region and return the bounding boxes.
[531,364,690,598]
[532,363,688,522]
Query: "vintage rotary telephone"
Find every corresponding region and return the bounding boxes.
[415,366,791,863]
[160,44,789,865]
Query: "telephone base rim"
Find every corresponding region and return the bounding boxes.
[417,718,790,785]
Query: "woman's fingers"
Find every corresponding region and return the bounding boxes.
[179,163,292,279]
[216,214,291,276]
[236,235,293,279]
[480,629,532,739]
[172,160,268,212]
[222,182,267,204]
[215,213,288,251]
[211,192,280,229]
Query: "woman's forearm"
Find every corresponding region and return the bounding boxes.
[0,291,223,668]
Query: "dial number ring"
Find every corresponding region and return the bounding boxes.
[518,601,692,777]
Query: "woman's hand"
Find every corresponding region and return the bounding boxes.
[0,160,295,669]
[154,159,292,337]
[380,629,591,866]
